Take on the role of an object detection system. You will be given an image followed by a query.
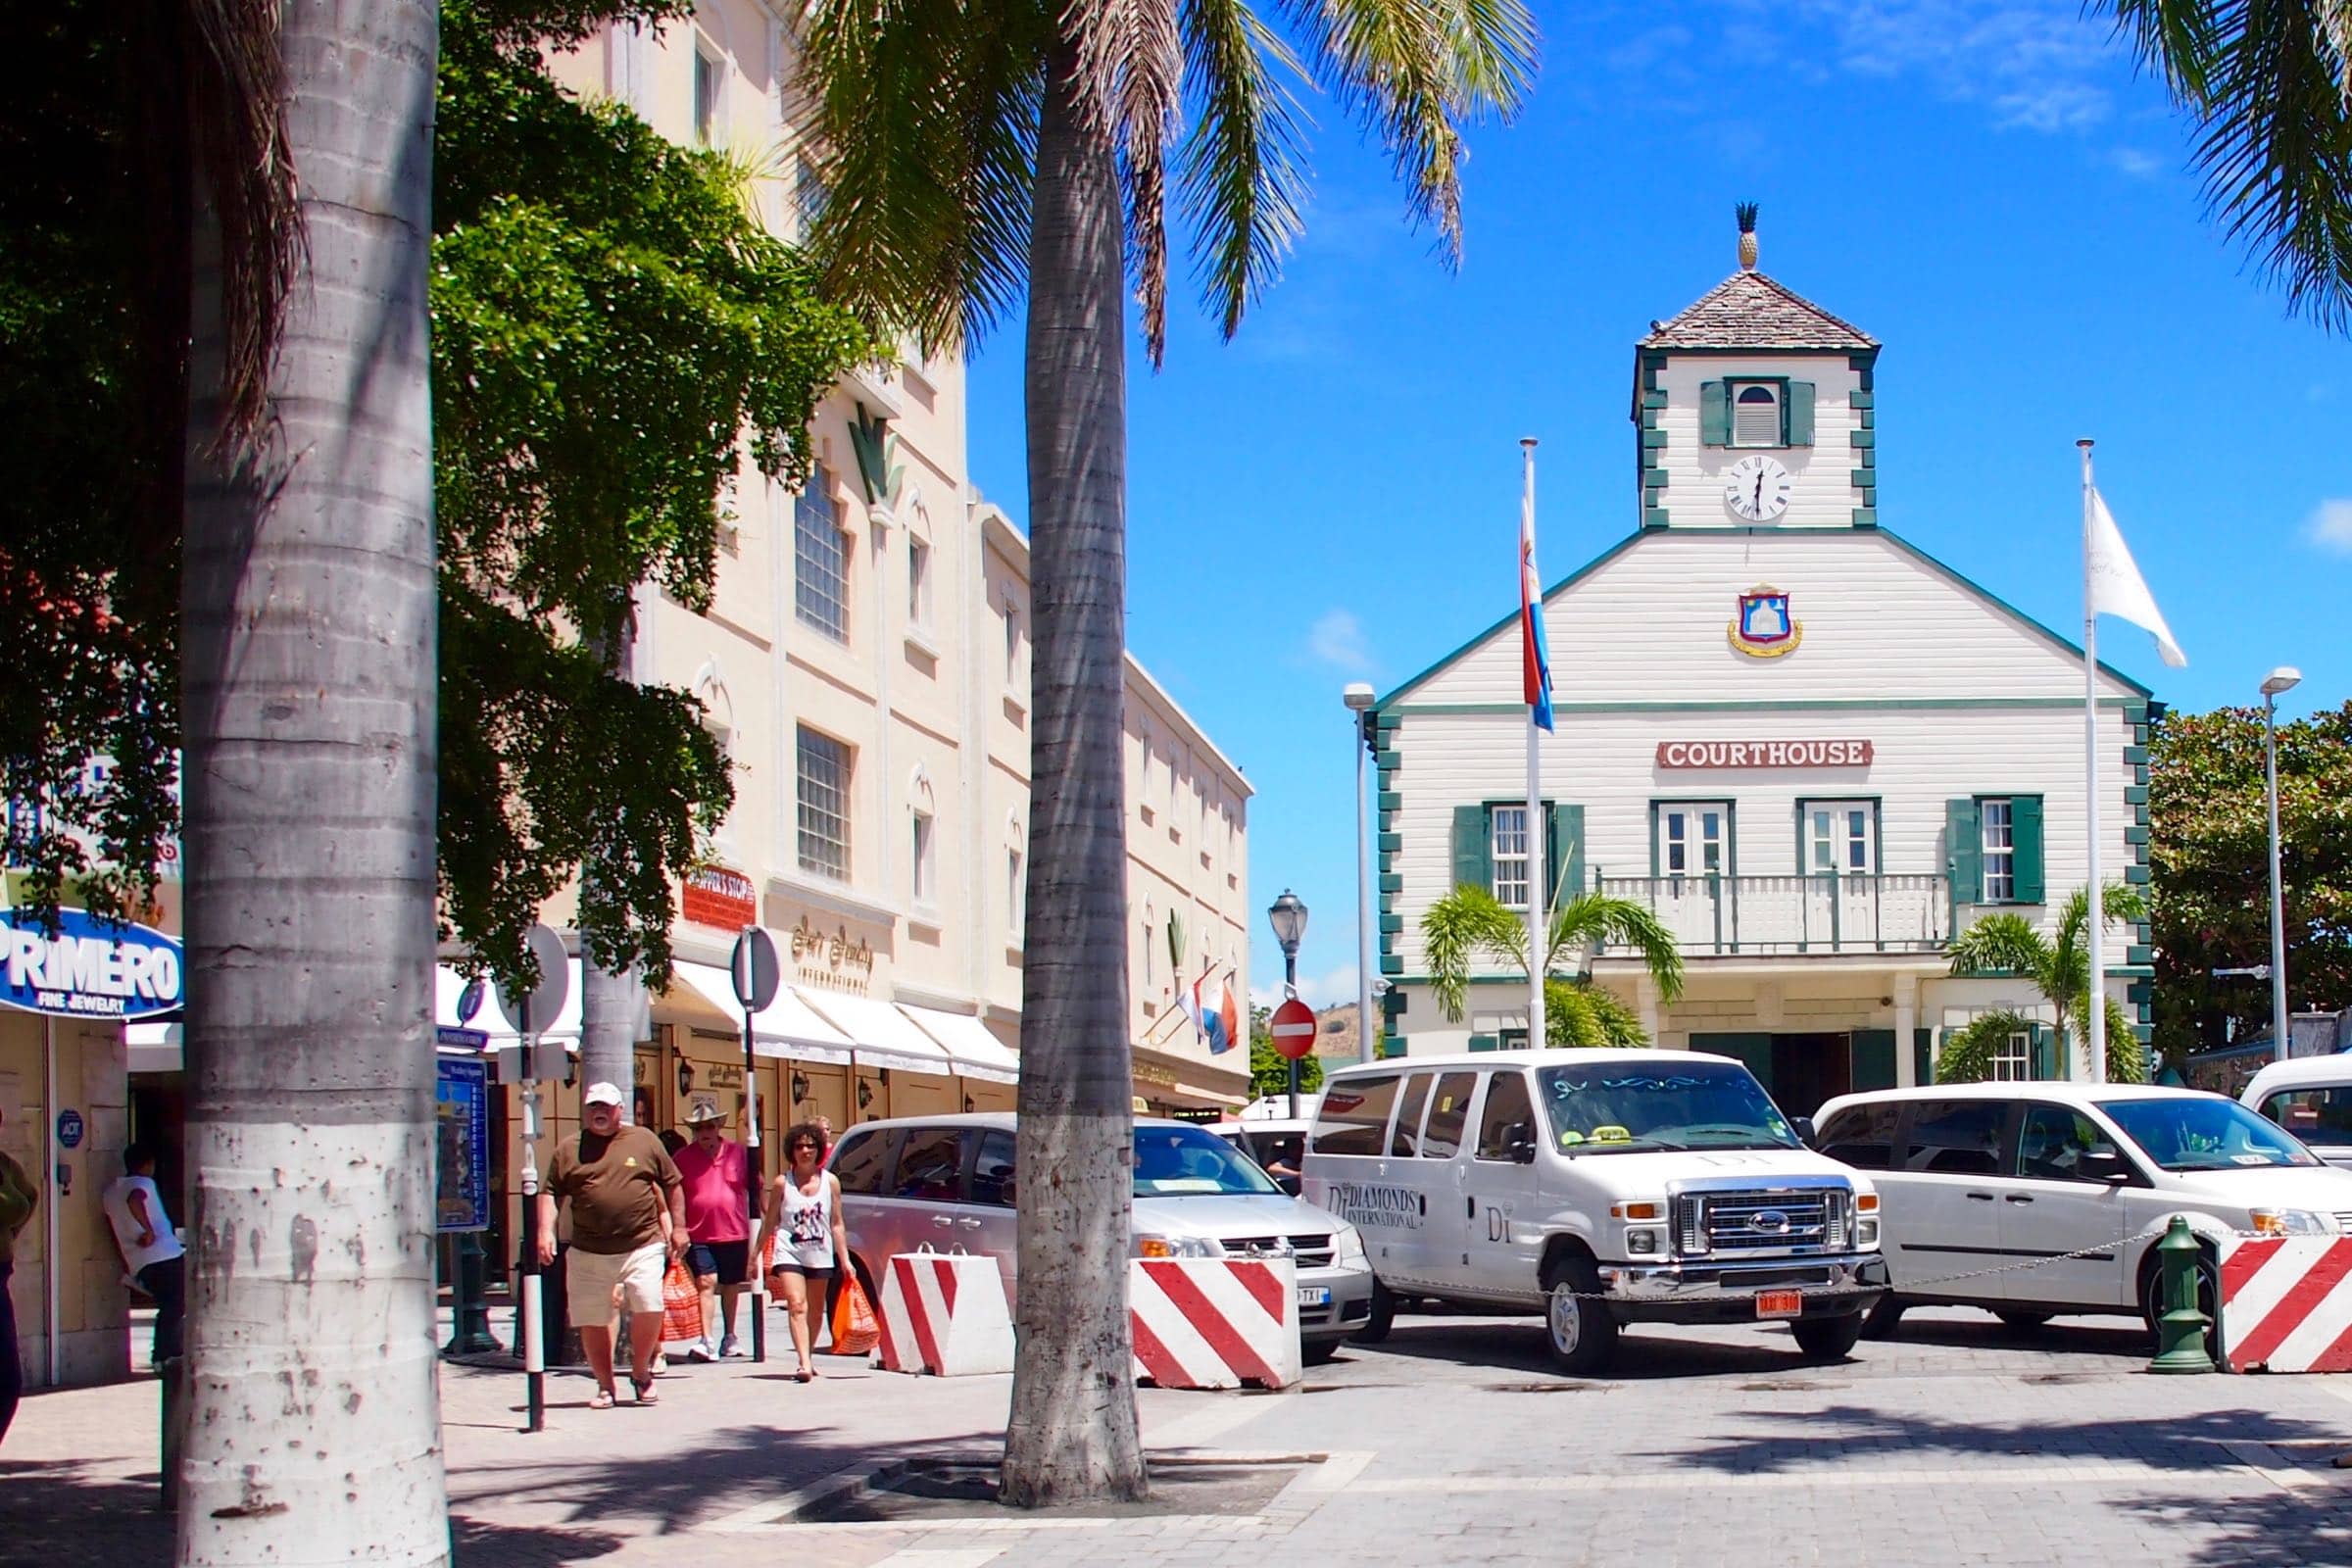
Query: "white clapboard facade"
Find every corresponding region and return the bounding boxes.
[1371,252,2157,1114]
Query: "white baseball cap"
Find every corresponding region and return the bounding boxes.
[582,1081,625,1108]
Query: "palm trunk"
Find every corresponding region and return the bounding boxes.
[1000,37,1146,1507]
[176,2,449,1562]
[578,610,644,1118]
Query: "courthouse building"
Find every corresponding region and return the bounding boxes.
[1372,238,2158,1114]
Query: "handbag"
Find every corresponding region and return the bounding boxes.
[829,1272,880,1356]
[661,1257,704,1346]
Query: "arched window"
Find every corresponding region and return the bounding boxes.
[1733,382,1781,448]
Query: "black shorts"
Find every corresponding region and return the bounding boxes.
[685,1240,751,1286]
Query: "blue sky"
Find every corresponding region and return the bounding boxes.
[960,0,2349,1009]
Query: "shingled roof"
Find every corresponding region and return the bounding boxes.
[1640,270,1878,351]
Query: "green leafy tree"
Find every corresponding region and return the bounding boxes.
[1250,1014,1325,1101]
[2099,0,2352,329]
[1943,886,2151,1083]
[796,0,1536,1504]
[2148,702,2352,1060]
[1421,883,1685,1047]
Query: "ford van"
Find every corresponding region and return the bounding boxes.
[2242,1056,2352,1170]
[1301,1050,1886,1373]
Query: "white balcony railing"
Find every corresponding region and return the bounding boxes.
[1594,873,1952,957]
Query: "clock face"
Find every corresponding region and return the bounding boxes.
[1724,455,1793,521]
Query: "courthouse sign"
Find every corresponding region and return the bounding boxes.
[1655,739,1873,769]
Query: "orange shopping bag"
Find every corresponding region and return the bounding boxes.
[661,1258,704,1346]
[829,1272,880,1356]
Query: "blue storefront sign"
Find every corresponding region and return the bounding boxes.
[0,907,183,1021]
[435,1055,491,1234]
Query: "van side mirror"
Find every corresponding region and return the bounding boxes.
[1790,1116,1818,1149]
[1507,1122,1538,1163]
[2082,1149,2133,1185]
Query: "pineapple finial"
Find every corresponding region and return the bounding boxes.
[1736,202,1759,270]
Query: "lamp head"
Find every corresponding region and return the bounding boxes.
[1342,683,1376,711]
[2261,666,2302,698]
[1267,888,1309,953]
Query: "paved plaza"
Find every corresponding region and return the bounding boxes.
[11,1305,2352,1566]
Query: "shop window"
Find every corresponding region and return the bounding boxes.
[796,726,852,880]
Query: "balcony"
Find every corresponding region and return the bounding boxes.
[1594,873,1951,958]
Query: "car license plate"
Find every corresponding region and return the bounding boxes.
[1297,1286,1331,1307]
[1755,1290,1803,1319]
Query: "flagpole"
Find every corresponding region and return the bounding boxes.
[1523,438,1545,1054]
[2080,438,2107,1086]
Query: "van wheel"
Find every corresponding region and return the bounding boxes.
[1790,1313,1865,1362]
[1541,1256,1618,1375]
[1352,1280,1396,1345]
[1858,1297,1906,1341]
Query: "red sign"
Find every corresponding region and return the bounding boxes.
[1655,739,1872,769]
[680,865,756,930]
[1270,998,1318,1061]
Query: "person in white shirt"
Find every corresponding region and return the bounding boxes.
[103,1144,185,1368]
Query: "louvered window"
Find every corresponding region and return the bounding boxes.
[1733,382,1782,447]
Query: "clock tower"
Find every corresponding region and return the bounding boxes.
[1632,214,1880,532]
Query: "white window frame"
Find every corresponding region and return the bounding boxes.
[1657,802,1728,878]
[910,808,935,906]
[794,469,850,642]
[795,725,852,881]
[1491,805,1531,909]
[1804,800,1877,876]
[1982,798,2017,903]
[1007,847,1024,941]
[906,535,933,633]
[1731,380,1783,447]
[1991,1029,2032,1082]
[691,43,723,146]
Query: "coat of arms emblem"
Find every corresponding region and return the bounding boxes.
[1728,585,1802,658]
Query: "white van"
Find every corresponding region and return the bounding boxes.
[2242,1057,2352,1170]
[1207,1118,1310,1194]
[1301,1050,1886,1373]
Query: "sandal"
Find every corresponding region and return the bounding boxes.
[632,1377,659,1405]
[793,1367,814,1384]
[589,1388,615,1410]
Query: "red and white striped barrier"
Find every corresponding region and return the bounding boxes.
[2218,1235,2352,1372]
[873,1251,1015,1376]
[1129,1256,1300,1391]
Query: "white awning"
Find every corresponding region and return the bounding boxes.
[798,989,954,1077]
[898,1004,1020,1085]
[670,962,857,1065]
[127,1020,181,1075]
[437,960,581,1041]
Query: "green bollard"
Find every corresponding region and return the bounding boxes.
[2150,1214,2216,1374]
[445,1233,501,1355]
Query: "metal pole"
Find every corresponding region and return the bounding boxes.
[518,1008,545,1434]
[2267,693,2290,1064]
[1522,440,1545,1056]
[1355,710,1375,1065]
[42,1013,59,1388]
[743,1011,765,1363]
[2079,439,2107,1085]
[1285,951,1300,1118]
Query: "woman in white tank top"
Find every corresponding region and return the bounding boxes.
[762,1122,848,1381]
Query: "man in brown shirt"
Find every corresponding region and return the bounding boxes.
[0,1105,37,1443]
[537,1082,685,1407]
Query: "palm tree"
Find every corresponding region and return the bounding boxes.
[796,1,1536,1504]
[176,2,449,1562]
[1422,884,1685,1046]
[1940,885,2150,1084]
[2100,0,2352,330]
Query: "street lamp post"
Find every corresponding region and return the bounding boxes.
[1269,890,1309,1115]
[1345,683,1378,1065]
[2262,666,2301,1064]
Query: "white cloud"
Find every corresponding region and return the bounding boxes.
[1306,608,1374,672]
[1252,964,1362,1011]
[2109,146,2163,178]
[1786,0,2117,135]
[2306,500,2352,555]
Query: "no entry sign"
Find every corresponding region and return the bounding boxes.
[1270,998,1317,1061]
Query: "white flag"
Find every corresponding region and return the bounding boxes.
[2087,488,2186,667]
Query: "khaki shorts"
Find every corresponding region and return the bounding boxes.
[566,1241,667,1326]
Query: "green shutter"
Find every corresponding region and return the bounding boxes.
[1452,805,1491,895]
[2010,795,2045,905]
[1699,380,1730,446]
[1690,1032,1774,1090]
[1913,1027,1934,1087]
[1468,1033,1500,1054]
[1786,380,1816,446]
[1544,803,1585,907]
[1850,1029,1896,1092]
[2030,1023,2059,1081]
[1946,798,1983,904]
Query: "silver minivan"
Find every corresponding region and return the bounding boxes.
[827,1112,1377,1357]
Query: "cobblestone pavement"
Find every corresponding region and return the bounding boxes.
[11,1304,2352,1566]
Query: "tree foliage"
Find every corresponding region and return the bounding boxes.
[4,0,867,987]
[2148,701,2352,1057]
[1946,884,2150,1082]
[1420,882,1684,1046]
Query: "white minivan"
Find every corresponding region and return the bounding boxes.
[1301,1050,1887,1373]
[1814,1082,2352,1336]
[2242,1057,2352,1170]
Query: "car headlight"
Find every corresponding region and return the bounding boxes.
[1137,1234,1224,1259]
[1625,1228,1662,1255]
[1331,1226,1366,1265]
[2250,1208,2328,1237]
[1857,1218,1880,1249]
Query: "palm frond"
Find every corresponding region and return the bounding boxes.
[2068,993,2152,1083]
[2102,0,2352,331]
[1545,977,1647,1048]
[800,0,1053,348]
[1278,0,1539,263]
[1545,891,1685,1004]
[1947,912,2048,979]
[1420,882,1529,1021]
[1932,1008,2040,1084]
[1177,0,1311,340]
[1066,0,1185,364]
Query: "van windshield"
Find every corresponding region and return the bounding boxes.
[1133,1125,1283,1197]
[2097,1096,2323,1172]
[1534,1061,1799,1153]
